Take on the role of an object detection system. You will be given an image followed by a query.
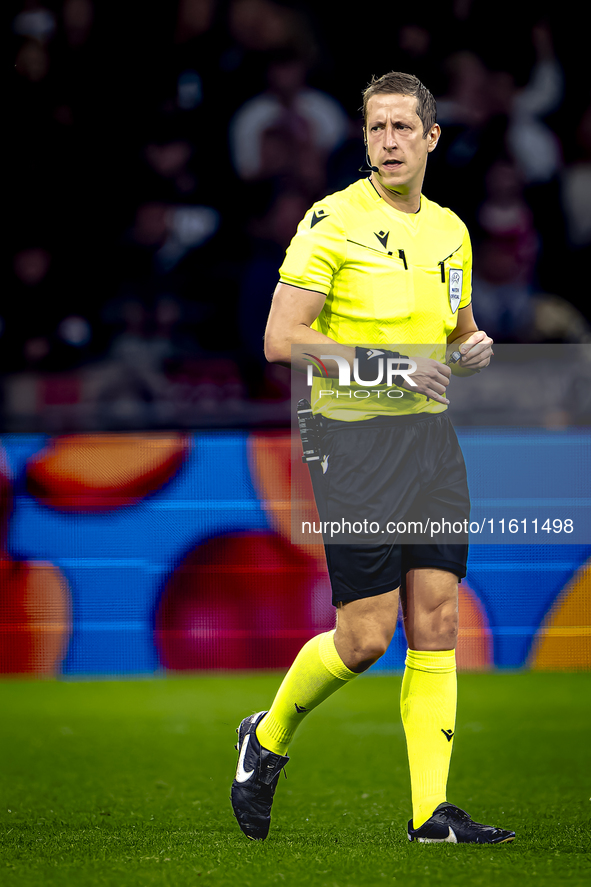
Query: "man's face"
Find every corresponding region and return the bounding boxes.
[365,93,440,197]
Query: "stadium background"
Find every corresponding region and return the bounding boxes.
[4,0,591,678]
[1,430,590,676]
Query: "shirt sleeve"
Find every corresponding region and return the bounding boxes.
[278,203,346,296]
[460,222,472,309]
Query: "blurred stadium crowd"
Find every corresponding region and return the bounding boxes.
[7,0,591,429]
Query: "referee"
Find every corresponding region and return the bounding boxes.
[231,72,515,845]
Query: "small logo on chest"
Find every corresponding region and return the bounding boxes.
[374,230,389,250]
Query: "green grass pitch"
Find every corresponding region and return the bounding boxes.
[1,672,590,887]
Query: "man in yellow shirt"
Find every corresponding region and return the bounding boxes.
[231,72,515,845]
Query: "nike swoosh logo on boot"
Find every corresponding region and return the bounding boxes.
[417,826,457,844]
[235,733,255,783]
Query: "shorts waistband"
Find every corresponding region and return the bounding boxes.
[320,411,448,432]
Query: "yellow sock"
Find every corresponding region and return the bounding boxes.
[256,630,357,755]
[400,648,457,830]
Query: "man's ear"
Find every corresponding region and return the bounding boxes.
[427,123,441,152]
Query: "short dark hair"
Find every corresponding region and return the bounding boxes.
[362,72,437,138]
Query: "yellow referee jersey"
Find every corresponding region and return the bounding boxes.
[279,177,472,420]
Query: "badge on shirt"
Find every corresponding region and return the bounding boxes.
[449,269,463,314]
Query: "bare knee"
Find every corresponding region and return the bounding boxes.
[335,630,392,673]
[334,588,399,672]
[409,599,458,651]
[403,570,459,651]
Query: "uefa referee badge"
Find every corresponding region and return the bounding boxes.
[449,269,463,313]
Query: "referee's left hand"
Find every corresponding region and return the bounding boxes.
[457,330,494,371]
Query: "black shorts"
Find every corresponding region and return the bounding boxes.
[317,412,469,605]
[324,541,468,605]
